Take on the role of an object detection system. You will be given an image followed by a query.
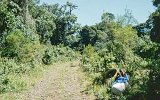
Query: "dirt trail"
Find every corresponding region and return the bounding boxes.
[17,61,95,100]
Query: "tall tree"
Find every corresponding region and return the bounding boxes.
[50,2,80,45]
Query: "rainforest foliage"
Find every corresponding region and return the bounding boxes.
[0,0,160,100]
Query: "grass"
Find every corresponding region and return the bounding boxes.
[0,66,44,100]
[0,60,78,100]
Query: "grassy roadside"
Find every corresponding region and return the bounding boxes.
[0,60,78,100]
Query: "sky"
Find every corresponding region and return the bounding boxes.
[40,0,155,26]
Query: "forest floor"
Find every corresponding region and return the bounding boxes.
[1,61,95,100]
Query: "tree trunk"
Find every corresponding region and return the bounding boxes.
[22,0,28,24]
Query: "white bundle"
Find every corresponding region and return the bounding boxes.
[111,83,125,95]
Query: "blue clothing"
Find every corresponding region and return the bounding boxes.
[115,74,129,83]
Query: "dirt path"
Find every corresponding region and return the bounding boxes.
[16,61,95,100]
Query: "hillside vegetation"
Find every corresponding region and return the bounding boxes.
[0,0,160,100]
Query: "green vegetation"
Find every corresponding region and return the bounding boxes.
[0,0,79,94]
[80,1,160,99]
[0,0,160,100]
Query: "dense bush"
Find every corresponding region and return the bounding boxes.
[1,29,43,63]
[42,44,79,65]
[80,25,151,99]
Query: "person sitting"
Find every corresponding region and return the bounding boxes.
[115,69,129,84]
[111,69,129,95]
